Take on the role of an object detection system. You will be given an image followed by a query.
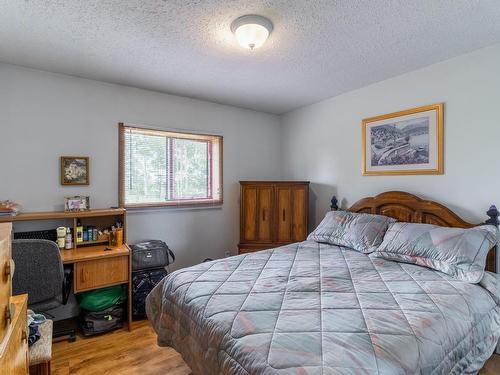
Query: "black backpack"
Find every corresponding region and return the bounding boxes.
[132,267,168,319]
[79,304,124,336]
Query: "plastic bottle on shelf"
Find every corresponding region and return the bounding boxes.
[76,219,83,243]
[56,226,66,249]
[65,227,73,249]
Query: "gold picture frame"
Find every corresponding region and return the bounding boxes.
[60,156,90,185]
[362,103,443,176]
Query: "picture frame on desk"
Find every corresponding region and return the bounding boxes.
[65,196,90,212]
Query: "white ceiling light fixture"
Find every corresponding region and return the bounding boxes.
[231,15,273,50]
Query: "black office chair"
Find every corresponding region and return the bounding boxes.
[12,239,75,340]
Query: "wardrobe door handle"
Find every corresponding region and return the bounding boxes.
[282,209,286,221]
[262,209,266,221]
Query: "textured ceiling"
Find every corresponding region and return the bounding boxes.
[1,1,500,114]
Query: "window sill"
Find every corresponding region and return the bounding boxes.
[123,199,223,212]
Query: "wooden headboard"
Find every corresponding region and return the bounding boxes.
[330,191,499,273]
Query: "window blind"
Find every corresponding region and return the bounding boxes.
[119,124,222,208]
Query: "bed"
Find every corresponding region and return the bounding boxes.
[146,191,500,374]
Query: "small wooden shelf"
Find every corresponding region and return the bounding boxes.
[76,239,110,247]
[0,208,125,222]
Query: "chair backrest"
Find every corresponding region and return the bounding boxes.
[12,239,64,306]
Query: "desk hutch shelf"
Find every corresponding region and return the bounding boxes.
[0,208,126,249]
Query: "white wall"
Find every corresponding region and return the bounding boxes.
[2,43,500,271]
[0,63,281,269]
[281,43,500,234]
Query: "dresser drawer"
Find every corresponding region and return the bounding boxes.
[0,294,28,375]
[0,223,12,343]
[75,256,129,292]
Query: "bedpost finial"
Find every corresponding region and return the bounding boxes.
[330,196,339,211]
[486,205,499,227]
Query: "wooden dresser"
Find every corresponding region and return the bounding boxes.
[0,222,29,374]
[238,181,309,254]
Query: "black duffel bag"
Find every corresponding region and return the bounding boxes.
[80,304,124,336]
[130,240,175,271]
[132,267,168,319]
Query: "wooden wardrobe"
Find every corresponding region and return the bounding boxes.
[238,181,309,254]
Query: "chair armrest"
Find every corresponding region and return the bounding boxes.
[62,267,72,305]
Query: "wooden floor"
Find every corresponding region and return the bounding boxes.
[52,320,192,375]
[53,320,500,374]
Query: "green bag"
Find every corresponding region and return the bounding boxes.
[77,285,126,312]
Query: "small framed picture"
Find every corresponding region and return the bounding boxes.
[65,196,90,212]
[61,156,89,185]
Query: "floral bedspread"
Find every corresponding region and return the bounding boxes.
[146,241,500,374]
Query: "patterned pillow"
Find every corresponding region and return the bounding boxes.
[307,211,396,253]
[374,222,498,283]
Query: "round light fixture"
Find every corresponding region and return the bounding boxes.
[231,15,273,50]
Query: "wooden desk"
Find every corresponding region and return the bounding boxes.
[61,244,132,331]
[3,208,133,331]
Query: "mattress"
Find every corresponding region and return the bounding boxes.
[146,241,500,374]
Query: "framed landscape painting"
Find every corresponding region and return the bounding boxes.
[362,103,443,176]
[60,156,90,185]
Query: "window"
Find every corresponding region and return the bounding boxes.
[119,124,222,208]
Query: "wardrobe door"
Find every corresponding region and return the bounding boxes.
[241,185,259,242]
[276,186,291,243]
[257,185,274,242]
[291,185,308,241]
